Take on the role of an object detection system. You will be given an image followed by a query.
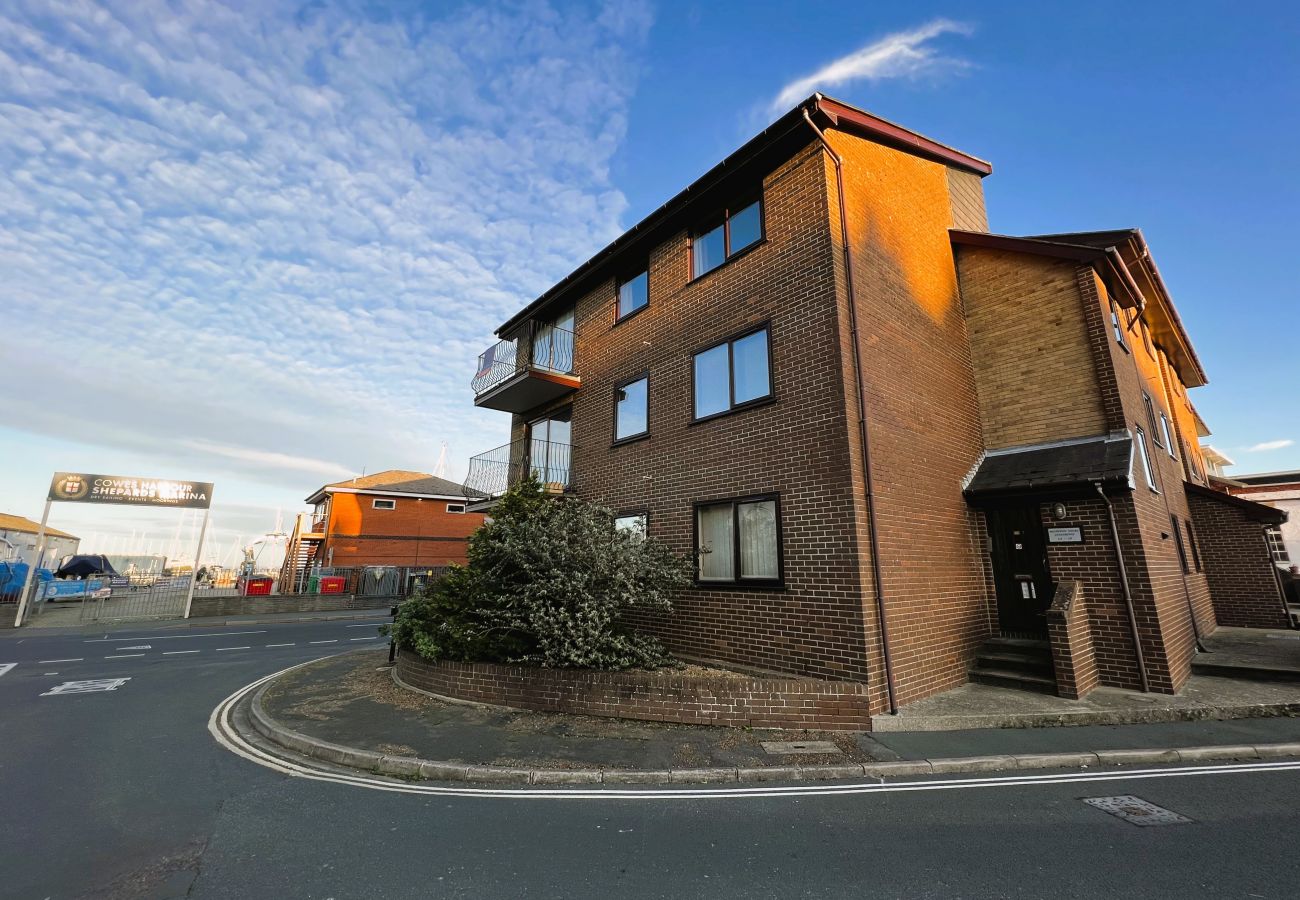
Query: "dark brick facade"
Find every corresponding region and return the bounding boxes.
[476,97,1286,715]
[1186,488,1290,629]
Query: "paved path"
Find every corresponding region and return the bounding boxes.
[3,619,1299,898]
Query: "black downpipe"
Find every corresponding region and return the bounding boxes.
[803,108,898,715]
[1095,482,1151,692]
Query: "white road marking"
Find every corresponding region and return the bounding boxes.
[44,672,58,675]
[86,630,267,643]
[39,658,84,663]
[104,653,145,659]
[210,662,1300,802]
[164,650,200,655]
[309,640,337,644]
[44,677,130,696]
[265,643,295,648]
[345,623,387,628]
[217,647,250,652]
[118,644,152,651]
[0,663,16,678]
[350,637,377,641]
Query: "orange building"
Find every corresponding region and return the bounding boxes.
[285,472,485,587]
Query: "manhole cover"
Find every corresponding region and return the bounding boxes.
[760,740,842,756]
[1083,796,1193,827]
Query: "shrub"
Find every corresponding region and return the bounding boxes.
[390,477,691,670]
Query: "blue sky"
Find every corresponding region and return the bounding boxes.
[2,1,1297,564]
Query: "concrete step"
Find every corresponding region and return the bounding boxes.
[974,650,1056,677]
[983,636,1051,653]
[969,667,1059,694]
[1191,660,1300,684]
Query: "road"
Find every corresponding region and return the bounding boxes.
[2,618,1298,899]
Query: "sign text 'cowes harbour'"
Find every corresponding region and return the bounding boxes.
[48,472,213,509]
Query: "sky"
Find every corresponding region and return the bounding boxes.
[2,0,1297,566]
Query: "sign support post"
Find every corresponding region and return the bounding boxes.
[182,506,211,619]
[12,499,51,628]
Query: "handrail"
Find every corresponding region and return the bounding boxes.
[471,324,575,396]
[464,438,573,498]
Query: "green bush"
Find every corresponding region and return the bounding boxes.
[390,477,691,670]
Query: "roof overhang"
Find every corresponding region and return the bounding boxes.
[494,94,990,338]
[1186,481,1287,525]
[952,229,1208,389]
[305,486,469,504]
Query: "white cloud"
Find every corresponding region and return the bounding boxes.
[770,19,974,113]
[0,0,652,552]
[1245,439,1295,452]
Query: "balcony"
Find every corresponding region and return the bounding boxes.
[464,438,573,502]
[472,324,580,413]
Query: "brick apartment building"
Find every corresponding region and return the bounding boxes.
[463,93,1290,715]
[282,471,485,590]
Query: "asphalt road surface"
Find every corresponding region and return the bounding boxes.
[3,618,1298,899]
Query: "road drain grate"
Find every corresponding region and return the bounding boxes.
[1083,795,1193,827]
[760,740,842,756]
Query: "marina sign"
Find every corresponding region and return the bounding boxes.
[47,472,213,509]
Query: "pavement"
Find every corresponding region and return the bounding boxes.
[239,649,1300,786]
[4,617,1300,898]
[1192,626,1300,681]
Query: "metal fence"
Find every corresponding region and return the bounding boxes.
[471,323,575,397]
[465,438,572,499]
[25,572,249,624]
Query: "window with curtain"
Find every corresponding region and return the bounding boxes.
[617,270,648,320]
[692,326,772,421]
[691,197,763,279]
[696,495,781,584]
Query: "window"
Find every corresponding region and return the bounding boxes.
[1171,516,1191,574]
[1159,413,1177,458]
[372,498,396,510]
[1142,393,1161,446]
[614,375,649,442]
[533,307,575,373]
[695,495,782,585]
[446,503,466,514]
[614,513,647,540]
[1140,320,1154,356]
[617,270,648,321]
[692,326,772,421]
[691,197,763,279]
[1185,518,1203,571]
[1110,300,1127,349]
[1135,426,1158,492]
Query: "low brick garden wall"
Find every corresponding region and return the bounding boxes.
[395,652,873,730]
[189,593,397,618]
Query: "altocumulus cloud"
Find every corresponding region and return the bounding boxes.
[0,0,651,495]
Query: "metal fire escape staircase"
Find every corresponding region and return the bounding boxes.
[279,512,324,594]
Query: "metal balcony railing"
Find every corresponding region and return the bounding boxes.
[471,324,575,397]
[464,438,573,499]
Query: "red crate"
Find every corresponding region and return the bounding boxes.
[319,576,346,594]
[240,577,273,597]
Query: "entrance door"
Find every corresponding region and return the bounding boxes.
[986,506,1054,637]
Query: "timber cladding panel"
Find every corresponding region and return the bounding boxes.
[957,247,1108,449]
[324,492,483,567]
[396,652,874,730]
[1186,490,1290,629]
[828,129,992,709]
[550,141,875,683]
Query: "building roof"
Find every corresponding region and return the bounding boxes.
[1185,480,1288,524]
[493,93,990,338]
[1201,445,1236,468]
[305,470,472,504]
[964,435,1133,498]
[951,228,1208,389]
[0,512,79,540]
[1230,469,1300,487]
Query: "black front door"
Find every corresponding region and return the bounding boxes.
[986,506,1054,637]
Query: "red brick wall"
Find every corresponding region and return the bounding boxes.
[1186,490,1290,628]
[1046,581,1099,699]
[323,492,484,567]
[396,651,873,730]
[828,129,992,710]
